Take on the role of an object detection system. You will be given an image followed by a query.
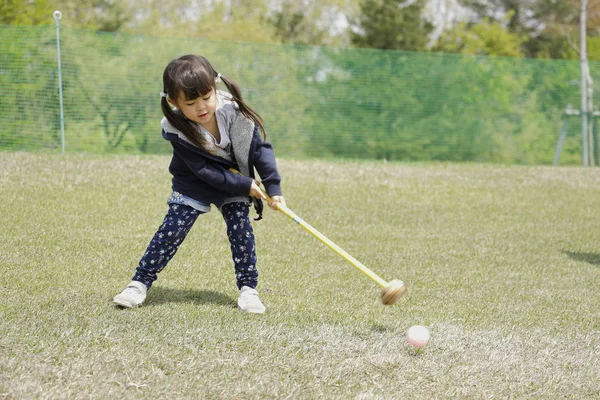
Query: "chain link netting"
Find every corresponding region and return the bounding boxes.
[1,24,597,164]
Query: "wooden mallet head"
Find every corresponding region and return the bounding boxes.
[381,279,407,305]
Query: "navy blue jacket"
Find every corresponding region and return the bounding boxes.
[162,123,282,219]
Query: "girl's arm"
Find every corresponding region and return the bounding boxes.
[172,141,254,195]
[251,130,285,209]
[252,135,282,198]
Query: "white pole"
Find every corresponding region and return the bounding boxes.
[580,0,589,166]
[53,10,65,154]
[588,72,595,166]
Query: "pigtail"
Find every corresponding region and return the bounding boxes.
[220,75,267,140]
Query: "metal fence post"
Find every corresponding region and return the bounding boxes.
[53,10,65,154]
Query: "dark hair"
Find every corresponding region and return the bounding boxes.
[161,54,266,151]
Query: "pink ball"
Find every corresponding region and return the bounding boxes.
[407,325,430,348]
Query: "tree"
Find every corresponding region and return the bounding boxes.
[455,0,584,58]
[0,24,61,150]
[0,0,131,31]
[125,0,279,43]
[0,0,52,25]
[433,13,526,56]
[546,0,600,59]
[351,0,434,50]
[267,0,363,46]
[457,0,576,35]
[269,2,326,45]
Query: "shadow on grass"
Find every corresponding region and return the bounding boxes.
[145,286,236,308]
[371,324,395,333]
[564,251,600,265]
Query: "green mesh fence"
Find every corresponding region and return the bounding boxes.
[1,24,597,164]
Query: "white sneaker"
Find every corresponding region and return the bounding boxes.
[113,281,147,308]
[238,286,266,314]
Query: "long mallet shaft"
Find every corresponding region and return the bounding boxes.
[274,202,387,287]
[265,195,407,305]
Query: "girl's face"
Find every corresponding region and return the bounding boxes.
[170,88,217,129]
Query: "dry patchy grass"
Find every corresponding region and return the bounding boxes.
[0,152,599,399]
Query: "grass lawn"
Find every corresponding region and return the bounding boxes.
[1,151,599,399]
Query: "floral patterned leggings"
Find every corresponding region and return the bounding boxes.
[132,201,258,290]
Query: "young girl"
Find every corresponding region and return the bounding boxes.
[113,54,285,313]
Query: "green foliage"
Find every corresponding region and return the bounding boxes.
[561,35,600,62]
[269,3,326,45]
[301,45,582,164]
[0,0,53,25]
[351,0,433,50]
[457,0,577,36]
[166,1,280,44]
[456,0,579,58]
[0,24,594,164]
[120,0,357,46]
[54,28,164,153]
[522,32,574,60]
[266,0,362,46]
[0,0,589,62]
[433,15,526,57]
[61,0,131,32]
[0,25,60,150]
[0,0,130,31]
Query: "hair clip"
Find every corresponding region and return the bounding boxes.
[215,73,222,83]
[159,91,168,98]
